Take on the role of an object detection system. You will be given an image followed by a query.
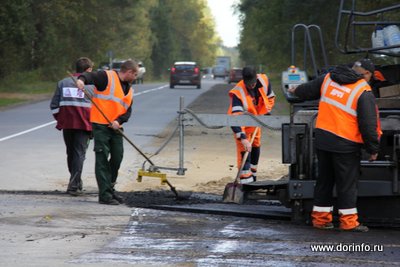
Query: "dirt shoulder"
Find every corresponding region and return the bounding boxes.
[119,83,289,195]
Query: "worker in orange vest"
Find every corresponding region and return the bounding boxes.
[289,59,381,232]
[76,60,138,205]
[228,66,275,184]
[352,58,395,98]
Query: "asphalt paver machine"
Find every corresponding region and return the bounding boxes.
[244,0,400,226]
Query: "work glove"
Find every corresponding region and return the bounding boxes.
[241,138,252,152]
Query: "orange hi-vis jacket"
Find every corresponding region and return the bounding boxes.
[227,74,275,116]
[90,70,133,124]
[228,74,275,149]
[316,73,381,143]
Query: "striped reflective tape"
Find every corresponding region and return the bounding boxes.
[313,206,333,212]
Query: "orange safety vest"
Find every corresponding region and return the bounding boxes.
[90,70,133,124]
[228,74,275,151]
[316,73,381,143]
[227,74,274,115]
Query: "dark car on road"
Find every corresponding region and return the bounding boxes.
[170,61,201,89]
[212,65,227,79]
[228,67,243,84]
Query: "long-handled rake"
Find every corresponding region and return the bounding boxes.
[68,72,180,198]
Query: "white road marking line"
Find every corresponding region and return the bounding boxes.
[133,85,168,96]
[0,85,169,142]
[0,121,56,142]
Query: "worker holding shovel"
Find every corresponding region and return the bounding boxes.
[75,59,138,205]
[227,66,276,185]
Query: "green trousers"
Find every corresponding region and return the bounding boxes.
[92,123,124,202]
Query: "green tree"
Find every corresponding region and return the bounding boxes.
[150,0,218,78]
[237,0,400,74]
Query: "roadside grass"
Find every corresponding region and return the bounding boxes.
[0,76,55,94]
[0,70,55,108]
[0,98,26,106]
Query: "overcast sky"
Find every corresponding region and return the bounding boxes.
[207,0,240,47]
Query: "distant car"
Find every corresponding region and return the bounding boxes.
[135,61,146,84]
[212,65,227,79]
[202,67,213,79]
[170,61,201,89]
[110,60,124,72]
[98,62,110,71]
[228,68,243,84]
[99,60,146,84]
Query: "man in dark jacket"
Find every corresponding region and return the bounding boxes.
[288,61,381,232]
[50,57,94,196]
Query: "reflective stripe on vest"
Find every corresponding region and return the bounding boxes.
[91,71,133,124]
[59,101,92,109]
[320,76,368,116]
[233,86,248,111]
[93,72,131,110]
[316,74,372,143]
[257,74,275,98]
[228,75,270,115]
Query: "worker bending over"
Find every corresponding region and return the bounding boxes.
[228,66,275,184]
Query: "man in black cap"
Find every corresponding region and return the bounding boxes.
[354,58,393,98]
[353,58,375,83]
[227,66,276,184]
[288,60,381,232]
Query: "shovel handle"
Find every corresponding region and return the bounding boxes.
[234,127,259,184]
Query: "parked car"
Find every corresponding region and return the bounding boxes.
[212,65,227,79]
[170,61,201,89]
[228,67,243,84]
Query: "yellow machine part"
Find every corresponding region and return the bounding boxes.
[137,169,168,185]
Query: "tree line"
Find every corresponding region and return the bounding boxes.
[237,0,400,75]
[0,0,219,81]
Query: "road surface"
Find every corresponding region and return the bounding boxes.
[0,80,218,191]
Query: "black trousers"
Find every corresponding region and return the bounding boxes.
[240,146,260,177]
[314,149,361,209]
[63,129,91,191]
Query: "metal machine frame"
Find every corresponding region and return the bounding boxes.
[244,1,400,225]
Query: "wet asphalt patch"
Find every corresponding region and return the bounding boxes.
[122,190,222,208]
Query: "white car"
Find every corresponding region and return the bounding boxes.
[136,61,146,84]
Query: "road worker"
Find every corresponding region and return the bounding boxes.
[353,58,394,98]
[288,59,381,232]
[50,57,94,196]
[227,66,275,184]
[76,60,138,205]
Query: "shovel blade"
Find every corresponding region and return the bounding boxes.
[222,182,244,204]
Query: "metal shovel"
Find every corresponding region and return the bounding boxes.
[222,127,258,204]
